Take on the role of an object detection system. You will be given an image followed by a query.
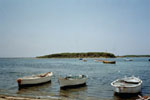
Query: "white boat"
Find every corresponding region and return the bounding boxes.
[58,75,88,89]
[124,58,133,61]
[111,76,142,94]
[17,72,53,87]
[83,59,87,62]
[94,59,104,62]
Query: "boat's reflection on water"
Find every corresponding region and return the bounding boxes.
[59,85,87,98]
[113,92,141,100]
[17,82,52,95]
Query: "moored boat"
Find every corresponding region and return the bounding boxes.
[17,72,53,88]
[79,58,83,60]
[58,75,88,89]
[124,58,133,61]
[103,60,116,64]
[83,59,87,62]
[111,76,142,94]
[94,59,104,62]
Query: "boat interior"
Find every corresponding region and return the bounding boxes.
[112,79,141,87]
[65,75,87,79]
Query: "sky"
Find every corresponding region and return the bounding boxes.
[0,0,150,57]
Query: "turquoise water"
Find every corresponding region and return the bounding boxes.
[0,58,150,100]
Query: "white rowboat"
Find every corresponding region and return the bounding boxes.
[17,72,53,87]
[111,76,142,94]
[124,58,133,61]
[58,75,88,89]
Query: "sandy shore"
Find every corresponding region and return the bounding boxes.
[0,95,62,100]
[0,94,108,100]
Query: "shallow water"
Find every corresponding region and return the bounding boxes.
[0,58,150,100]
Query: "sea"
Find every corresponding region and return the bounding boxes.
[0,57,150,100]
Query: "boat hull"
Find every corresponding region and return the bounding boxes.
[17,72,53,87]
[111,76,142,94]
[18,80,51,88]
[112,85,142,93]
[103,61,116,64]
[60,83,86,89]
[58,77,88,88]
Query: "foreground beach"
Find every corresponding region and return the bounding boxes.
[0,95,61,100]
[0,95,111,100]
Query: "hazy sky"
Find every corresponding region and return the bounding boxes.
[0,0,150,57]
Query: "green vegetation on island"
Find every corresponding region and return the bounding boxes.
[37,52,116,58]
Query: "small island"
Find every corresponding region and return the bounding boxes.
[36,52,116,58]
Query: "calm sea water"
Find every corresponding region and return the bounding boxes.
[0,58,150,100]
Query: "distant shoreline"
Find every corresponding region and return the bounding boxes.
[117,55,150,57]
[0,54,150,59]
